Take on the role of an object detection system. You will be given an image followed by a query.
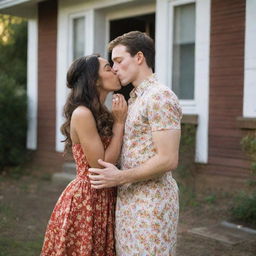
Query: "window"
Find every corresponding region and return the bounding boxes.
[155,0,210,163]
[243,0,256,117]
[57,10,93,152]
[172,3,195,100]
[72,17,85,60]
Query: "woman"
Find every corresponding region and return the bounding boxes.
[41,54,127,256]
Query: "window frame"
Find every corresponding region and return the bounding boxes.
[168,0,196,110]
[56,7,94,152]
[243,0,256,118]
[156,0,211,163]
[68,12,88,63]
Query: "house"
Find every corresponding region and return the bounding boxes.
[0,0,255,187]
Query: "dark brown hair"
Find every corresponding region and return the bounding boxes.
[108,31,155,69]
[61,54,113,152]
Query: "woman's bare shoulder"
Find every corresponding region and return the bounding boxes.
[72,106,94,121]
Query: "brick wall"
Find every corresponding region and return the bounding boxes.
[206,0,250,177]
[35,0,63,168]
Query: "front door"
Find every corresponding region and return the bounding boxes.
[109,14,155,101]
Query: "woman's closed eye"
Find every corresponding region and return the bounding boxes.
[104,64,112,71]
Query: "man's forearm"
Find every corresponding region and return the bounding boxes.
[119,153,178,185]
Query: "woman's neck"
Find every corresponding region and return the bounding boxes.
[99,91,108,104]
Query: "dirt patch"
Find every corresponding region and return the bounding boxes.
[0,167,255,256]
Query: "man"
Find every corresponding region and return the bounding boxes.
[89,31,182,256]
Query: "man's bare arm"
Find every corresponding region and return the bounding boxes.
[88,129,181,188]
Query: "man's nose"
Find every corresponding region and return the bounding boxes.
[112,63,118,72]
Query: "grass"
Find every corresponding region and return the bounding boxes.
[178,182,200,209]
[0,201,43,255]
[0,203,16,230]
[204,194,217,204]
[0,238,43,256]
[0,171,46,256]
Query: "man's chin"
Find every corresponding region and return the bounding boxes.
[118,77,130,86]
[120,81,129,87]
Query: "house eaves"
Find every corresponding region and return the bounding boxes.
[0,0,45,18]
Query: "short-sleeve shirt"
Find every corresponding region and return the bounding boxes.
[120,73,182,170]
[115,74,182,255]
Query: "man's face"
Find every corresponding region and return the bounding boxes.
[111,44,139,86]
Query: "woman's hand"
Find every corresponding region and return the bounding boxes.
[112,94,127,124]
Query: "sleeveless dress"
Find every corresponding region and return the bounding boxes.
[41,137,116,256]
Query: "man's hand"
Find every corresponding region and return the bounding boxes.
[88,159,122,189]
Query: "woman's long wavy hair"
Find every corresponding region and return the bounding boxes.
[61,54,114,152]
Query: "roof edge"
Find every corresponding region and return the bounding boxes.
[0,0,31,10]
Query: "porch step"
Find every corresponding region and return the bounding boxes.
[63,162,76,175]
[52,162,76,184]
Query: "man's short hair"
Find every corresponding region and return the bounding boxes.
[108,31,155,69]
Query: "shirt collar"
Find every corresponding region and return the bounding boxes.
[129,73,158,99]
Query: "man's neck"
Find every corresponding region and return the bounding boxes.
[132,68,153,88]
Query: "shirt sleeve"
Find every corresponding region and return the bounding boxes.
[147,89,182,131]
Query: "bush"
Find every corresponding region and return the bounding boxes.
[231,192,256,226]
[0,73,27,170]
[241,132,256,176]
[0,15,27,88]
[174,124,198,210]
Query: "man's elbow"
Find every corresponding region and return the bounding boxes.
[163,156,178,171]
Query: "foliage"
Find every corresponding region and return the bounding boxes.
[230,192,256,226]
[0,15,28,171]
[0,14,27,88]
[0,73,27,169]
[179,123,196,154]
[229,132,256,226]
[176,124,197,178]
[175,123,198,209]
[241,132,256,176]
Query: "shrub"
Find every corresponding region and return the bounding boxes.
[0,15,27,88]
[174,124,198,209]
[0,73,27,170]
[241,132,256,176]
[231,192,256,226]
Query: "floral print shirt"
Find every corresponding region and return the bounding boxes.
[115,74,182,256]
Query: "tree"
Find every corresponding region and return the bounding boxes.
[0,14,28,169]
[0,14,27,88]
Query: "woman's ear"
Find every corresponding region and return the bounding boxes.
[96,80,101,87]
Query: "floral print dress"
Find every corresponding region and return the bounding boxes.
[41,137,116,256]
[116,74,182,256]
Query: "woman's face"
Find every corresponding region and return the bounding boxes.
[97,57,121,92]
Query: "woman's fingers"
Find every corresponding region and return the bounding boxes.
[112,94,127,117]
[116,94,125,108]
[112,94,121,106]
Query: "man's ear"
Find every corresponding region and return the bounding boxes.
[136,51,144,65]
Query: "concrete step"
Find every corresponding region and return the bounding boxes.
[52,162,76,184]
[188,221,256,245]
[52,172,76,184]
[62,162,76,175]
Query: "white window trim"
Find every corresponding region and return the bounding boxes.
[156,0,211,163]
[68,12,92,63]
[104,3,156,108]
[56,3,94,152]
[243,0,256,118]
[26,16,38,150]
[105,3,156,58]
